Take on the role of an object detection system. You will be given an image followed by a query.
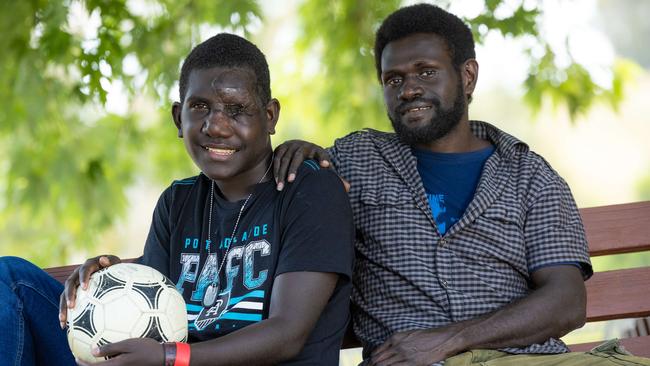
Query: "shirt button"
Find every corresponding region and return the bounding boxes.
[439,238,447,246]
[441,279,448,288]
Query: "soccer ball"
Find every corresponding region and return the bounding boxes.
[66,263,187,363]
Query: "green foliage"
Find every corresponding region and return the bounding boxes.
[591,252,650,272]
[0,0,637,266]
[292,0,400,136]
[470,0,540,40]
[0,0,261,265]
[524,48,638,118]
[293,0,633,134]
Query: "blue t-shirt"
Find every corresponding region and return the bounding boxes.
[413,145,495,235]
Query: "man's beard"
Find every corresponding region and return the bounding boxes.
[389,79,466,146]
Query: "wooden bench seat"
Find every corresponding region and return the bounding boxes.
[44,201,650,358]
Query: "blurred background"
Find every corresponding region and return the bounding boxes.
[1,0,648,363]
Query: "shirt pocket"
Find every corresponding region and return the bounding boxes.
[453,205,530,300]
[481,205,521,227]
[358,172,414,207]
[461,203,528,277]
[354,176,425,255]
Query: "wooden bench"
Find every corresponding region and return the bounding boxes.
[44,201,650,357]
[565,201,650,356]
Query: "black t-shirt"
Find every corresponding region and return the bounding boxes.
[141,162,354,365]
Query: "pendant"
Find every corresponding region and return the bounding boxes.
[203,283,219,307]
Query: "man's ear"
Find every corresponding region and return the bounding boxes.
[265,98,280,135]
[461,59,479,101]
[171,102,183,138]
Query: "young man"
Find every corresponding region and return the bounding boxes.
[0,33,354,366]
[273,4,650,366]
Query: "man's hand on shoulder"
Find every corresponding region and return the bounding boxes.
[273,140,331,190]
[369,325,464,366]
[272,140,350,192]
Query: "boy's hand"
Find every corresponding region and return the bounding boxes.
[75,338,164,366]
[273,140,331,191]
[59,255,121,328]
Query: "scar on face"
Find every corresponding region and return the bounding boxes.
[210,77,257,114]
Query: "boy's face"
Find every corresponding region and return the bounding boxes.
[172,67,278,183]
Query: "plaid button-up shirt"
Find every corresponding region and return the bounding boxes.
[328,121,592,359]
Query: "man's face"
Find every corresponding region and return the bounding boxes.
[172,67,277,182]
[381,33,467,146]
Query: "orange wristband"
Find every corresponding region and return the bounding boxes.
[174,342,190,366]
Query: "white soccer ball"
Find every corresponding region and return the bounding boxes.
[66,263,187,363]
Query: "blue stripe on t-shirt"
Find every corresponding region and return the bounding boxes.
[303,160,320,171]
[172,178,197,186]
[219,312,262,322]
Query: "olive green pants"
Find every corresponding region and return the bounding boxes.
[445,340,650,366]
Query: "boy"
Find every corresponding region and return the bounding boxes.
[1,33,353,366]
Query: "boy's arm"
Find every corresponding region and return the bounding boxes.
[84,271,339,366]
[190,271,339,364]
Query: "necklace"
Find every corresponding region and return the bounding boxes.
[202,153,274,307]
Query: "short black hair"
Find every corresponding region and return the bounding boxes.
[374,3,476,80]
[178,33,271,104]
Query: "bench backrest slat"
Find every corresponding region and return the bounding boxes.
[581,201,650,257]
[47,264,78,285]
[580,201,650,331]
[585,267,650,322]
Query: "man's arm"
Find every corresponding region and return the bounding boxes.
[369,265,586,366]
[84,271,339,366]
